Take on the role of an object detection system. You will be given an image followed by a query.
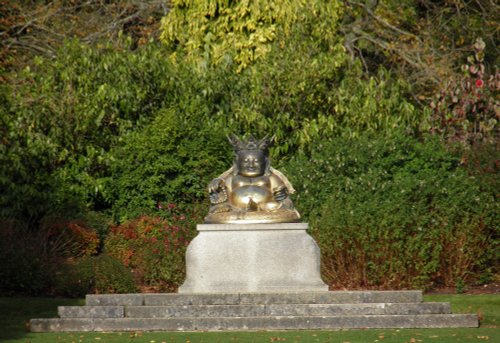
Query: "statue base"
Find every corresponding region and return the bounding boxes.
[179,223,328,294]
[204,209,301,224]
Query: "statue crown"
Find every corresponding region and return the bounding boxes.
[228,134,274,153]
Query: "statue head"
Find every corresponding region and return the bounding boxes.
[228,134,274,177]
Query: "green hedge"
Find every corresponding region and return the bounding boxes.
[0,40,177,223]
[104,110,231,221]
[283,133,498,289]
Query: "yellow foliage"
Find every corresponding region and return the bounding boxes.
[160,0,343,70]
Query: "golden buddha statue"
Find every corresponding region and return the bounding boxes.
[204,135,301,224]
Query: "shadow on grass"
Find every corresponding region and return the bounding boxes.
[0,297,84,341]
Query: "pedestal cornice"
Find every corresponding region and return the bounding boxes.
[197,223,308,231]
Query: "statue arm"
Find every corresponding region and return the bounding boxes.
[269,167,296,194]
[269,174,289,202]
[217,166,236,180]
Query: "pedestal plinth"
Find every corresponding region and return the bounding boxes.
[179,223,328,294]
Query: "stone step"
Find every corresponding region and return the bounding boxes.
[86,291,423,306]
[29,313,478,332]
[30,291,478,332]
[58,306,124,318]
[58,302,450,318]
[126,302,450,318]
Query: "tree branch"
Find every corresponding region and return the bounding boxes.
[350,0,421,40]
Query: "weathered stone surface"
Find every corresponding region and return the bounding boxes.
[86,294,144,306]
[265,302,450,316]
[86,291,422,307]
[29,290,478,332]
[126,305,267,318]
[29,314,478,332]
[300,314,478,329]
[179,223,328,294]
[144,293,240,306]
[92,318,195,332]
[29,318,95,332]
[238,291,422,305]
[58,306,124,318]
[124,302,448,318]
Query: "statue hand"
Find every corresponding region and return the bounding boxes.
[208,178,224,194]
[273,185,288,202]
[208,178,227,204]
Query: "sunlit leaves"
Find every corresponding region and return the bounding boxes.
[160,0,342,71]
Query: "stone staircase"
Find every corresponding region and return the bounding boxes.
[29,291,478,332]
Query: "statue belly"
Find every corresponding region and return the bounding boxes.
[230,186,272,209]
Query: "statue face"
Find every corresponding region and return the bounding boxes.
[237,150,266,177]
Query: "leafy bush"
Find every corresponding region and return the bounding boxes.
[104,110,231,221]
[53,254,136,297]
[459,141,499,198]
[0,217,100,295]
[429,38,499,145]
[105,210,200,292]
[220,43,423,156]
[0,39,177,223]
[0,221,49,295]
[38,217,100,259]
[283,132,498,289]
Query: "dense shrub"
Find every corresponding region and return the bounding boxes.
[429,39,499,145]
[105,210,201,292]
[0,221,49,295]
[222,45,423,156]
[38,217,100,259]
[459,141,499,198]
[104,110,231,221]
[53,254,136,297]
[283,132,498,290]
[0,40,177,223]
[0,217,100,295]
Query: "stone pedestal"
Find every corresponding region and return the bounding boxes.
[178,223,328,294]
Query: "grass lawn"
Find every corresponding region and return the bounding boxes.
[0,295,498,343]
